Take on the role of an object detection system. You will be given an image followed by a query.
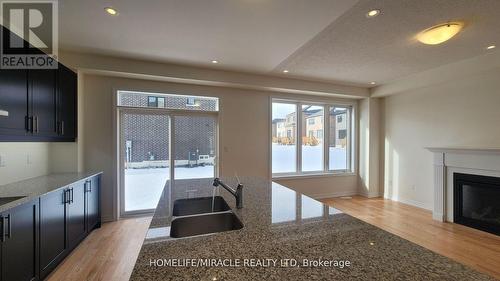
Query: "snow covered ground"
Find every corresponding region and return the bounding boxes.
[124,166,214,211]
[271,143,347,173]
[124,144,347,211]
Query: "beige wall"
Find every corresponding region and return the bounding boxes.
[0,141,83,186]
[0,143,51,185]
[382,67,500,209]
[358,97,381,198]
[78,74,359,220]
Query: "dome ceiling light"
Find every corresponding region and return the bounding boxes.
[416,22,464,45]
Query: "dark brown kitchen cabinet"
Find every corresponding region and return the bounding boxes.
[0,27,76,142]
[67,182,86,250]
[56,65,77,139]
[39,174,101,279]
[0,66,77,142]
[39,189,67,279]
[86,176,100,231]
[29,69,57,137]
[0,69,29,139]
[0,199,39,281]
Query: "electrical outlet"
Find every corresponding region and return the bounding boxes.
[27,154,32,165]
[0,155,5,167]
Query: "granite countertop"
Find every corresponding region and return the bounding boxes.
[0,172,102,212]
[131,177,494,281]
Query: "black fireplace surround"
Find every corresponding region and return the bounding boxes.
[454,173,500,236]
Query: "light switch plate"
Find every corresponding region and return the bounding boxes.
[0,155,5,167]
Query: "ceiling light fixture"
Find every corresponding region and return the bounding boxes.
[370,82,376,85]
[211,60,219,64]
[416,22,463,45]
[486,45,496,50]
[104,7,118,15]
[283,70,289,73]
[366,9,380,18]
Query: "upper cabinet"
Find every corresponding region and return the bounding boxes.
[0,25,77,142]
[56,65,77,139]
[0,69,29,138]
[29,69,57,137]
[0,65,77,142]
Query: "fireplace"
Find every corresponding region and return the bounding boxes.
[454,173,500,236]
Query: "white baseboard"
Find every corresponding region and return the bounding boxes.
[357,189,381,198]
[385,196,431,210]
[101,215,115,223]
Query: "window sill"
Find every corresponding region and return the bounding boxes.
[272,172,357,181]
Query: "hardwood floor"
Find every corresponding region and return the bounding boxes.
[47,216,152,281]
[322,196,500,279]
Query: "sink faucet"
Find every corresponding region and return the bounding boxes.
[213,178,243,209]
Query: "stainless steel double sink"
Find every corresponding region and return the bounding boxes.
[170,196,243,238]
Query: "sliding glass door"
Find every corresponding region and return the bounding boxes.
[120,111,171,214]
[173,115,217,180]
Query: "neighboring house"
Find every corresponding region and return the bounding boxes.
[305,111,324,141]
[330,108,348,147]
[271,113,296,145]
[272,118,286,138]
[272,107,348,147]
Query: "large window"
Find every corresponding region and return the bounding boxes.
[302,105,324,172]
[271,100,353,176]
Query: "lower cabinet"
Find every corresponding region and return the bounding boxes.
[67,182,87,250]
[39,189,67,279]
[0,199,39,281]
[86,176,100,231]
[40,174,101,280]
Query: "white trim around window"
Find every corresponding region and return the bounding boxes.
[270,97,357,179]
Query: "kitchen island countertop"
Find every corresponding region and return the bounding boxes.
[130,177,493,281]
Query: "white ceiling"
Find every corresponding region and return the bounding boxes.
[59,0,356,73]
[59,0,500,87]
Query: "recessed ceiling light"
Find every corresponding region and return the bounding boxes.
[211,60,219,64]
[104,7,118,15]
[283,70,289,73]
[366,9,380,18]
[486,45,496,50]
[416,22,463,45]
[370,82,376,85]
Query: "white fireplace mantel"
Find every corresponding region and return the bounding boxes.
[426,147,500,222]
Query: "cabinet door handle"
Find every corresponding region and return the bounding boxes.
[6,214,11,239]
[61,120,65,136]
[35,116,39,133]
[25,116,30,132]
[70,188,74,203]
[26,116,33,132]
[1,216,4,242]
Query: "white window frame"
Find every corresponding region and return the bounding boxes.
[271,98,356,179]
